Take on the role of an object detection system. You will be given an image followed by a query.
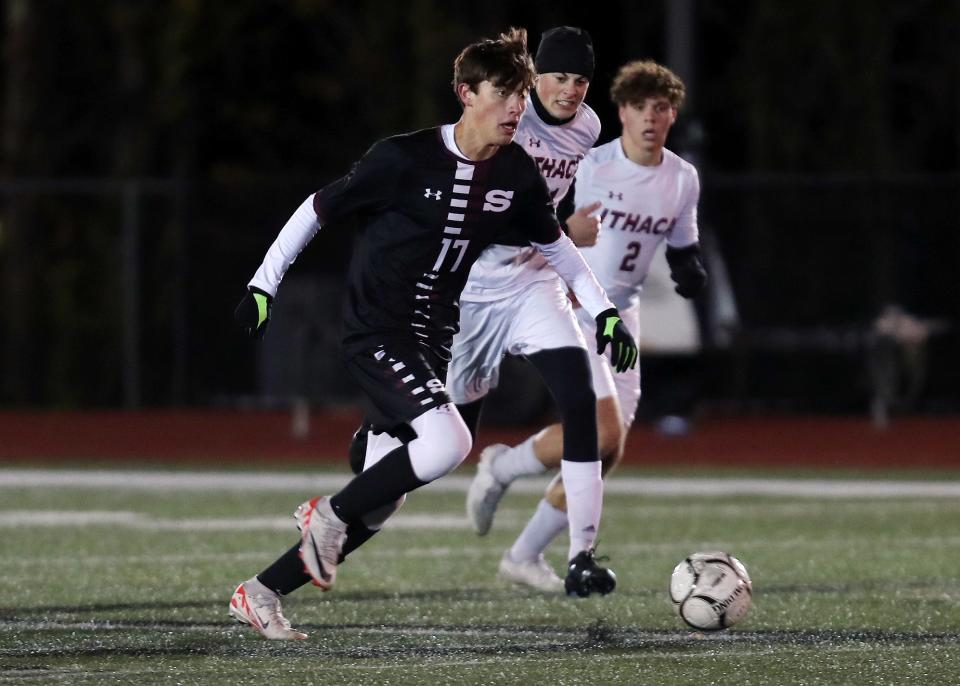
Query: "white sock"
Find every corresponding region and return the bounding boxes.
[508,498,568,562]
[489,432,549,485]
[560,459,603,561]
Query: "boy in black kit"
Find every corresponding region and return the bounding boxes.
[229,28,636,640]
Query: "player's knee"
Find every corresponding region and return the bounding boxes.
[600,446,623,477]
[438,412,473,472]
[544,473,566,511]
[408,406,473,482]
[598,417,625,465]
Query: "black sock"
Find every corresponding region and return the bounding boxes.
[338,523,380,563]
[329,445,427,523]
[257,543,311,596]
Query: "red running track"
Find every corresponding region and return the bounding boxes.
[0,410,957,469]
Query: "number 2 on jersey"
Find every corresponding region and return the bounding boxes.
[432,238,470,272]
[620,241,641,272]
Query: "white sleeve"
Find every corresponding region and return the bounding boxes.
[248,194,321,296]
[531,233,614,318]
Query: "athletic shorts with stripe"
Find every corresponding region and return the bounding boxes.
[344,339,451,431]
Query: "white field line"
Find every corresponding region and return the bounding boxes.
[3,468,960,498]
[0,496,957,533]
[0,510,472,530]
[5,533,960,571]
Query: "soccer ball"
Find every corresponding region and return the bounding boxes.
[669,551,752,631]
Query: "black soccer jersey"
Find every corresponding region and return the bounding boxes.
[314,128,561,361]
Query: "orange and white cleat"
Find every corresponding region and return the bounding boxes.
[229,579,307,640]
[294,496,348,591]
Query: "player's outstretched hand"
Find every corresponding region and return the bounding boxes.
[665,244,708,298]
[234,287,273,339]
[566,201,603,247]
[595,308,638,373]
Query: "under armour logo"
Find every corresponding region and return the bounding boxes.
[608,191,623,201]
[528,137,541,148]
[424,188,442,200]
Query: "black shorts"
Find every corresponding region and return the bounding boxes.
[345,339,451,431]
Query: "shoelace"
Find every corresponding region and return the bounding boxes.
[587,545,611,565]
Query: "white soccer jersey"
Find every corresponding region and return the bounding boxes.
[575,139,700,310]
[459,95,601,302]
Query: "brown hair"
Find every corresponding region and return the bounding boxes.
[452,28,536,102]
[610,60,686,109]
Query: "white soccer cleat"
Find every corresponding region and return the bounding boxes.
[295,496,348,591]
[497,550,565,592]
[466,443,510,535]
[228,580,307,640]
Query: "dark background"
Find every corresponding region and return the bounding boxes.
[2,0,958,419]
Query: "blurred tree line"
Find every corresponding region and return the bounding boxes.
[1,0,958,407]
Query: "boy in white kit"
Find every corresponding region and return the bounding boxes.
[449,27,635,596]
[465,59,708,588]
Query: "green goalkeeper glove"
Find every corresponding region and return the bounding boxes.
[234,286,273,339]
[595,308,638,373]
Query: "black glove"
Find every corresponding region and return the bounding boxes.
[666,243,708,298]
[234,286,273,339]
[595,308,638,373]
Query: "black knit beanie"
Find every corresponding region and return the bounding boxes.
[534,26,595,79]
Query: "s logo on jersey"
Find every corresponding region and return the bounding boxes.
[482,190,514,213]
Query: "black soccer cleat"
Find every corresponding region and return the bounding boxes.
[564,548,617,598]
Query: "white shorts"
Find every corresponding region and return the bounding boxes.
[447,279,588,405]
[575,302,642,429]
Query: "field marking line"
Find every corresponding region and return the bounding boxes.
[0,510,476,530]
[5,533,960,571]
[3,468,960,497]
[1,496,957,532]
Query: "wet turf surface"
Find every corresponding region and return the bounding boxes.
[2,466,960,684]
